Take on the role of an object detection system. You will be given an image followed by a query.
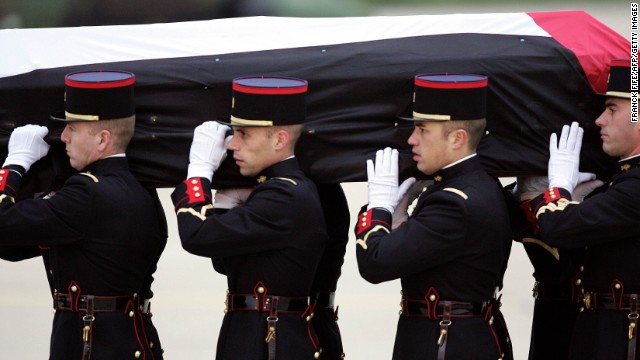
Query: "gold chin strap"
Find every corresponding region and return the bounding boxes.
[412,111,451,121]
[605,91,631,99]
[230,116,273,126]
[65,111,99,121]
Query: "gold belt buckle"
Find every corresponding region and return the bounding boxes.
[583,292,592,310]
[224,290,230,314]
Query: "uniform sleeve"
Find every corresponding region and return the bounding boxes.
[0,246,41,261]
[531,176,640,248]
[0,169,86,245]
[355,191,468,284]
[172,177,305,258]
[140,188,168,299]
[311,183,350,293]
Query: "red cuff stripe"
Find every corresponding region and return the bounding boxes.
[184,178,207,205]
[356,209,373,235]
[543,187,562,204]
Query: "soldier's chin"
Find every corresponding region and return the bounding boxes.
[238,167,257,177]
[601,144,617,158]
[69,160,82,171]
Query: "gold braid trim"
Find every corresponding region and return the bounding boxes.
[0,194,16,204]
[176,204,214,221]
[443,188,468,200]
[356,225,390,250]
[535,198,579,219]
[79,172,99,183]
[522,237,560,261]
[272,177,297,185]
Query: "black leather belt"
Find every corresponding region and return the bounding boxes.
[225,294,309,313]
[584,291,639,360]
[533,281,577,302]
[401,298,489,319]
[54,293,134,312]
[310,292,335,308]
[584,292,640,311]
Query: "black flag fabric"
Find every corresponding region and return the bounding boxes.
[0,11,629,191]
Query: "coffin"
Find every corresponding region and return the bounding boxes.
[0,11,629,192]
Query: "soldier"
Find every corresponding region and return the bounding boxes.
[530,59,640,359]
[171,77,329,359]
[356,74,513,359]
[213,183,350,360]
[0,70,166,359]
[509,176,588,360]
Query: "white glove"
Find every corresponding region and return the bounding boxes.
[187,121,232,180]
[214,188,253,209]
[2,125,50,172]
[367,147,416,213]
[547,122,594,194]
[572,178,604,202]
[514,176,548,201]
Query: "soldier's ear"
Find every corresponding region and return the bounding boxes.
[96,129,112,152]
[273,129,290,151]
[449,128,468,150]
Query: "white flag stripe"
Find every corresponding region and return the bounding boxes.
[0,14,550,79]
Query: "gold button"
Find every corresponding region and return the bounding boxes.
[149,341,154,348]
[129,311,135,318]
[306,315,311,322]
[257,287,265,294]
[0,177,3,181]
[191,179,198,184]
[488,316,494,325]
[0,170,5,174]
[580,266,584,272]
[428,294,436,301]
[580,307,585,312]
[193,186,200,191]
[71,285,78,292]
[134,350,141,358]
[615,283,621,289]
[314,351,320,359]
[575,279,582,285]
[194,192,201,198]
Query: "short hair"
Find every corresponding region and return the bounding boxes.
[441,118,487,150]
[87,115,135,152]
[266,124,304,151]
